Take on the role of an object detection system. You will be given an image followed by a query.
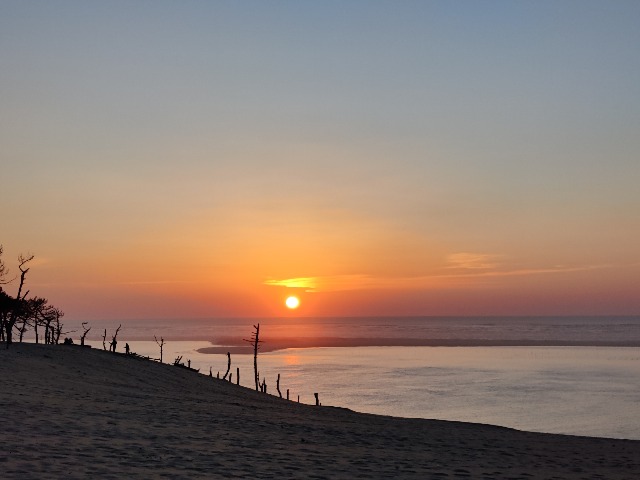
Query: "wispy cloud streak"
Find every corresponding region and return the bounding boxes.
[264,260,610,293]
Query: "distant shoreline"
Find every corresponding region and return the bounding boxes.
[198,337,640,354]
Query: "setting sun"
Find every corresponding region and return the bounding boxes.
[285,296,300,309]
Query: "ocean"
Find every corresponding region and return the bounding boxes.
[63,316,640,440]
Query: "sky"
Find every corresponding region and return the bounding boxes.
[1,1,639,320]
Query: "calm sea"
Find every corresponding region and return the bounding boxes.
[65,316,640,440]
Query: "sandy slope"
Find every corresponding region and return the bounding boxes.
[1,343,639,479]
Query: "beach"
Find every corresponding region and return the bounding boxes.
[1,343,639,479]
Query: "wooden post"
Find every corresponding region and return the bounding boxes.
[236,367,240,385]
[314,393,319,406]
[287,389,290,400]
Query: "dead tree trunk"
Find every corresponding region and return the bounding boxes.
[243,323,262,391]
[276,373,282,398]
[236,367,240,385]
[80,322,91,346]
[110,324,122,352]
[287,389,290,400]
[222,352,231,380]
[314,393,319,406]
[34,312,39,344]
[102,329,107,350]
[154,335,165,363]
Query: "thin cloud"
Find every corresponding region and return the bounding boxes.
[264,264,610,292]
[264,275,371,292]
[446,252,502,270]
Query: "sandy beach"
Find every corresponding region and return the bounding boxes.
[1,343,639,479]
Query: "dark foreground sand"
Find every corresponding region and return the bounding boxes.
[1,343,638,479]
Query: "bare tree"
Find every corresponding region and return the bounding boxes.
[222,352,231,380]
[109,324,122,352]
[0,247,6,342]
[0,291,14,343]
[0,245,13,286]
[0,246,12,341]
[17,299,31,342]
[243,323,262,391]
[42,303,61,344]
[0,249,63,346]
[3,254,33,347]
[0,247,16,342]
[154,335,165,363]
[80,322,91,346]
[17,297,47,343]
[50,308,65,344]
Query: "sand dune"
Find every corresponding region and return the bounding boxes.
[1,343,639,479]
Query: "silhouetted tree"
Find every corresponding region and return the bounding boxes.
[109,324,121,352]
[51,308,65,344]
[0,289,15,342]
[154,335,165,363]
[80,322,91,346]
[0,248,63,346]
[243,323,262,391]
[3,254,33,347]
[0,245,8,285]
[17,297,54,343]
[0,246,13,342]
[222,352,231,381]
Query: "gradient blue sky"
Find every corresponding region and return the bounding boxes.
[2,1,639,319]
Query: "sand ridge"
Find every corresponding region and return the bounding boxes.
[1,343,639,479]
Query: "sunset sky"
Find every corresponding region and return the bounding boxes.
[2,1,639,320]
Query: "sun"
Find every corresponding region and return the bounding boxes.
[285,296,300,309]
